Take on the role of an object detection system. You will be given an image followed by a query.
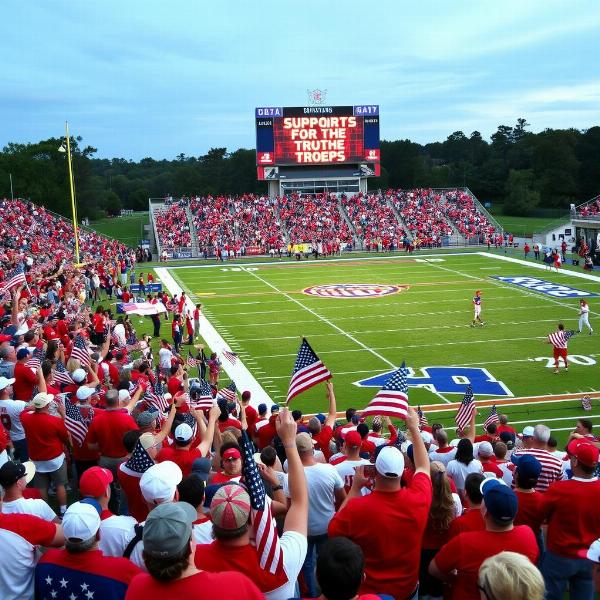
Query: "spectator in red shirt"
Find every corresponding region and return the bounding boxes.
[477,441,503,478]
[21,393,70,516]
[307,381,337,461]
[512,454,545,550]
[496,413,517,443]
[241,390,257,435]
[430,478,539,600]
[168,363,185,396]
[539,439,600,599]
[449,472,485,538]
[256,405,279,450]
[329,407,432,599]
[13,348,40,401]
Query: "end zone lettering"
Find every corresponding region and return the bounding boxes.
[492,276,598,298]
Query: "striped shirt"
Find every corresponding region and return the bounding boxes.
[512,448,563,492]
[548,330,568,349]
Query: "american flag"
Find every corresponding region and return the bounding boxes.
[52,359,73,387]
[190,379,214,410]
[186,352,198,368]
[483,405,499,430]
[218,381,237,403]
[548,329,576,348]
[70,333,90,367]
[455,385,475,431]
[222,350,238,365]
[64,400,91,447]
[123,440,155,475]
[125,333,140,353]
[26,346,44,370]
[240,430,283,574]
[0,263,26,294]
[145,379,170,413]
[362,366,409,420]
[417,406,428,430]
[286,338,332,404]
[582,395,592,411]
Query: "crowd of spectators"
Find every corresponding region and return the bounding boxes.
[577,196,600,217]
[153,203,191,251]
[444,189,497,241]
[1,197,600,599]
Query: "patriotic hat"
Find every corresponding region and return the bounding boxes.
[79,467,113,498]
[567,439,600,467]
[211,484,251,530]
[143,501,197,558]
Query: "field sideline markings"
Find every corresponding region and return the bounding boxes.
[239,267,399,371]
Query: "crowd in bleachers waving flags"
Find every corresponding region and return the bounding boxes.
[70,332,90,367]
[362,362,409,420]
[26,346,44,370]
[483,404,499,429]
[455,384,475,431]
[64,399,91,446]
[0,262,26,294]
[218,381,237,403]
[190,379,214,410]
[286,338,332,404]
[53,359,74,386]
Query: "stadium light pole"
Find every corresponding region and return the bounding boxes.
[58,121,81,265]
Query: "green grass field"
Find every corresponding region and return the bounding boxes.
[159,252,599,446]
[89,212,148,247]
[492,214,566,237]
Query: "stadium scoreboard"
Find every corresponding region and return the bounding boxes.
[255,105,380,178]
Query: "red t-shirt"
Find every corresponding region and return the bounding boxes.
[257,418,277,450]
[244,405,258,433]
[218,416,242,433]
[126,570,264,600]
[157,446,202,477]
[0,511,57,544]
[328,472,432,598]
[21,411,69,461]
[541,477,600,558]
[514,489,545,534]
[481,460,503,479]
[435,526,539,600]
[210,471,242,485]
[168,376,183,396]
[448,508,485,538]
[13,362,38,401]
[87,410,138,458]
[92,313,105,333]
[312,425,334,461]
[117,466,149,523]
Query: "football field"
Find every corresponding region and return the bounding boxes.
[164,251,600,445]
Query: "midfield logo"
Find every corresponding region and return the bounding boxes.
[303,284,407,298]
[354,366,513,397]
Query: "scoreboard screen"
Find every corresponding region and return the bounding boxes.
[256,105,380,167]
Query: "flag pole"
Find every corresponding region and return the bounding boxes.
[65,121,81,266]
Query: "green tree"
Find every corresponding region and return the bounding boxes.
[504,169,540,216]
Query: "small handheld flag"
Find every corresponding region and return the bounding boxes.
[483,405,499,430]
[26,346,44,370]
[218,381,237,403]
[286,338,332,404]
[190,379,214,411]
[186,352,198,368]
[582,395,592,411]
[0,263,26,294]
[222,350,238,365]
[64,401,91,447]
[417,406,428,430]
[455,385,475,431]
[70,333,90,367]
[362,366,409,420]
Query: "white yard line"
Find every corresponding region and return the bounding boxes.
[155,267,274,409]
[240,267,398,370]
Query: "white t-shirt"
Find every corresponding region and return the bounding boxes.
[158,347,173,369]
[113,323,126,347]
[1,497,57,522]
[446,459,484,490]
[193,520,214,545]
[302,463,344,536]
[33,453,65,474]
[429,447,457,466]
[265,530,308,600]
[0,399,28,441]
[98,514,137,557]
[333,458,370,491]
[0,528,42,600]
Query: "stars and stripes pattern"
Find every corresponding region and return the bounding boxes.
[125,333,140,353]
[124,440,155,474]
[548,329,576,349]
[286,338,332,404]
[455,385,475,431]
[186,352,198,368]
[70,333,90,367]
[483,405,499,430]
[0,262,26,294]
[582,395,592,411]
[417,406,428,430]
[218,381,237,403]
[222,350,238,365]
[240,430,283,575]
[64,400,91,447]
[26,346,44,370]
[190,379,214,410]
[144,379,170,413]
[362,366,409,420]
[52,360,73,387]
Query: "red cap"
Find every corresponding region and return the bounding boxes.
[0,334,12,343]
[79,467,113,497]
[223,448,241,461]
[567,439,600,468]
[345,430,362,448]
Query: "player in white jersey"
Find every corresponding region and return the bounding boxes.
[579,299,593,335]
[470,290,484,327]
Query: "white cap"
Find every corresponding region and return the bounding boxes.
[62,501,101,540]
[0,376,15,391]
[420,431,433,444]
[163,392,172,401]
[520,426,535,438]
[76,386,96,401]
[174,423,194,443]
[118,389,131,402]
[32,392,54,409]
[478,441,494,457]
[375,446,404,478]
[587,539,600,563]
[140,461,183,503]
[72,368,87,383]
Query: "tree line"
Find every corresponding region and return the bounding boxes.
[0,119,598,219]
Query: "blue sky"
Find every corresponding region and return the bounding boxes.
[2,0,599,159]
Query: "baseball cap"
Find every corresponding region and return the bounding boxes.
[0,376,15,391]
[191,457,212,482]
[0,460,35,488]
[420,431,434,444]
[296,432,314,453]
[72,368,86,383]
[316,413,326,424]
[270,403,280,413]
[585,538,600,562]
[140,461,183,504]
[375,446,405,478]
[76,386,96,401]
[519,426,535,438]
[174,423,194,443]
[257,403,267,414]
[345,430,362,448]
[480,478,517,523]
[511,453,542,479]
[567,439,600,467]
[16,348,30,360]
[62,501,101,541]
[32,392,54,409]
[211,484,251,530]
[143,501,197,558]
[118,389,131,403]
[139,432,158,451]
[136,411,156,428]
[223,447,241,461]
[478,441,494,457]
[79,467,113,498]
